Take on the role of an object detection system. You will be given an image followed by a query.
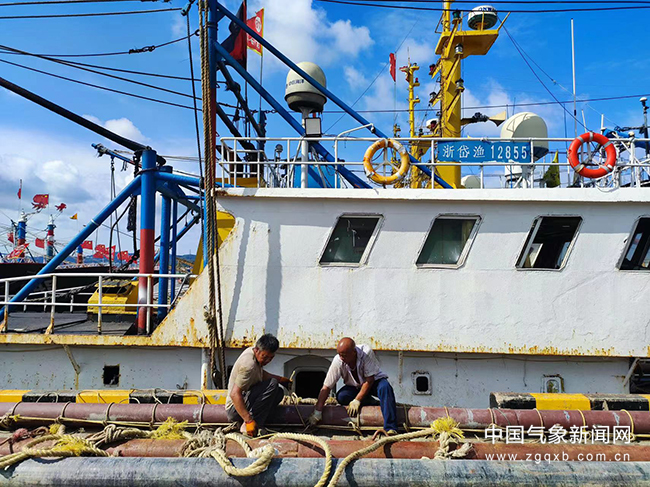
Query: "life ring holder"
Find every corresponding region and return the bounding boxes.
[363,138,410,185]
[568,132,617,179]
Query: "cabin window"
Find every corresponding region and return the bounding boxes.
[103,365,120,386]
[320,215,382,265]
[620,218,650,270]
[517,216,582,270]
[416,216,480,267]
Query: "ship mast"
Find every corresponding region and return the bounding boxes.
[430,1,506,187]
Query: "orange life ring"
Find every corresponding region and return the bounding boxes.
[568,132,617,179]
[363,138,410,185]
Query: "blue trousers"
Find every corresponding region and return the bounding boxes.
[336,378,398,431]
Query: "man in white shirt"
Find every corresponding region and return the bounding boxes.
[307,337,398,434]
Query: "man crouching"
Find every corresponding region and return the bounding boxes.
[226,333,291,436]
[308,337,398,434]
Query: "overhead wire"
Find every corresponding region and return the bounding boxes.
[0,31,197,58]
[502,25,589,131]
[0,57,199,110]
[0,0,170,5]
[314,0,650,12]
[0,7,180,19]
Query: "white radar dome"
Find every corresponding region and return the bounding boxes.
[285,62,327,114]
[461,174,481,189]
[500,112,549,160]
[467,5,498,30]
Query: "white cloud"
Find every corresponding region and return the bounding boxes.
[82,115,147,143]
[343,66,368,90]
[247,0,374,71]
[328,20,373,56]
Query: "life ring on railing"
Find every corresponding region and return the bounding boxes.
[363,138,410,185]
[568,132,617,179]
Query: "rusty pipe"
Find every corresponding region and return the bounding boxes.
[0,403,648,433]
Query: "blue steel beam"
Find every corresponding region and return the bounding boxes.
[156,182,201,214]
[211,39,370,189]
[2,175,142,315]
[137,149,156,335]
[212,1,452,189]
[158,193,172,320]
[170,200,178,300]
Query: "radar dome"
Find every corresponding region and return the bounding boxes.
[461,174,481,189]
[285,62,327,114]
[467,5,498,30]
[500,112,549,160]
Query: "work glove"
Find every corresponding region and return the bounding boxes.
[346,399,362,417]
[244,420,257,437]
[307,409,322,426]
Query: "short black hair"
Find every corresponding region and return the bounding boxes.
[255,333,279,353]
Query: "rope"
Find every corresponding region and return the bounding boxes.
[326,417,472,487]
[0,434,108,470]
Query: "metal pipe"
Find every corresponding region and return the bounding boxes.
[1,404,649,434]
[0,176,142,317]
[170,200,178,301]
[158,191,172,320]
[2,458,650,486]
[0,76,165,165]
[137,150,156,335]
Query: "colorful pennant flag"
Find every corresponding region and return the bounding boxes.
[70,213,78,220]
[246,9,264,55]
[7,244,28,259]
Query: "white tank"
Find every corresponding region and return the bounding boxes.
[500,112,549,161]
[467,5,498,30]
[285,62,327,113]
[461,174,481,189]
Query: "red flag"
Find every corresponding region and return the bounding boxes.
[117,251,130,261]
[17,180,22,200]
[389,53,396,82]
[93,251,105,259]
[246,9,264,55]
[7,244,28,259]
[95,244,107,253]
[33,194,49,206]
[7,233,13,244]
[221,1,247,69]
[35,238,45,249]
[81,240,93,250]
[55,203,67,212]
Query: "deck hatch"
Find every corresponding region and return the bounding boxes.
[319,215,382,265]
[619,217,650,270]
[416,215,480,267]
[517,216,582,270]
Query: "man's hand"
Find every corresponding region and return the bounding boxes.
[307,409,322,426]
[245,420,257,436]
[346,399,361,417]
[279,376,293,389]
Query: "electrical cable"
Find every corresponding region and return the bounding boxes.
[0,7,180,19]
[314,0,650,12]
[0,31,196,58]
[0,0,165,5]
[320,94,650,114]
[315,0,650,3]
[0,44,202,101]
[0,57,198,110]
[502,25,588,131]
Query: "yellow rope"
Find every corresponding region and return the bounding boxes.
[0,434,108,470]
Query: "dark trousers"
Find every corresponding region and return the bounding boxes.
[226,378,284,427]
[336,378,398,431]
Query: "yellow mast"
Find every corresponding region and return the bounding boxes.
[428,1,506,188]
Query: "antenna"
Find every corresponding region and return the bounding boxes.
[571,18,577,137]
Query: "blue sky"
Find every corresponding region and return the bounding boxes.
[0,0,648,254]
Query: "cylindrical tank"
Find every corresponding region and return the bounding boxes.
[285,62,327,113]
[500,111,549,160]
[467,5,498,30]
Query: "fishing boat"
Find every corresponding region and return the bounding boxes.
[0,0,650,485]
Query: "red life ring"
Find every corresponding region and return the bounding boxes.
[568,132,617,179]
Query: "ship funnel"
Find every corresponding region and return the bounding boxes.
[285,62,327,115]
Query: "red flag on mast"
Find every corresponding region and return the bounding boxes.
[35,238,45,249]
[246,9,264,55]
[81,240,93,250]
[221,1,247,69]
[389,53,396,82]
[17,180,22,200]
